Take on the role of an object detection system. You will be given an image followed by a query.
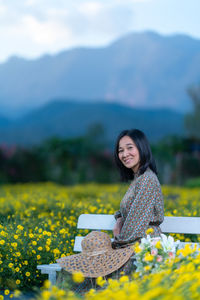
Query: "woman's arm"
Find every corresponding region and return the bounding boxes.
[113,217,123,236]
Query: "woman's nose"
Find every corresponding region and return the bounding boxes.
[122,149,129,157]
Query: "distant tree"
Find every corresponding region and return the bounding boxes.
[184,84,200,138]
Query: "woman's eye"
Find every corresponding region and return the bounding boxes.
[128,147,133,150]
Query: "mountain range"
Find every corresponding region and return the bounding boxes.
[0,31,200,118]
[0,101,185,146]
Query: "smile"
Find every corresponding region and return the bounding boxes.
[124,158,133,164]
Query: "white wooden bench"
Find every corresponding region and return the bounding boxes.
[37,214,200,285]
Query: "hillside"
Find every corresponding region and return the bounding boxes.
[0,115,11,127]
[0,100,185,145]
[0,31,199,117]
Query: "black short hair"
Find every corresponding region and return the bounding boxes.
[114,129,157,181]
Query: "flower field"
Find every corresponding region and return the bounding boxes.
[0,182,200,298]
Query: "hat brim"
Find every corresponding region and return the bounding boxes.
[57,246,134,278]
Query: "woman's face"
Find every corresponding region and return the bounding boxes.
[118,135,140,173]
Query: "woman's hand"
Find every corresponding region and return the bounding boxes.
[113,217,123,237]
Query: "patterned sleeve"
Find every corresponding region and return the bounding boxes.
[114,174,159,245]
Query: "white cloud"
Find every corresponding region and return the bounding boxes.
[25,0,38,6]
[0,2,7,15]
[0,0,199,62]
[79,1,103,17]
[67,2,135,43]
[129,0,152,2]
[21,15,71,45]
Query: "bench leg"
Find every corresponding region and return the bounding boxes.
[48,271,57,286]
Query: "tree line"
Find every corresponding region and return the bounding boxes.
[0,84,200,186]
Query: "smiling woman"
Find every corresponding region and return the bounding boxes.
[112,129,164,268]
[56,129,164,294]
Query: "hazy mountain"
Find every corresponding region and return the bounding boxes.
[0,100,184,146]
[0,31,199,117]
[0,115,11,127]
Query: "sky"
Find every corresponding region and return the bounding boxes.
[0,0,200,63]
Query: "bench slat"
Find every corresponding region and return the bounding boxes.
[77,214,115,230]
[161,216,200,234]
[77,214,200,234]
[37,264,61,272]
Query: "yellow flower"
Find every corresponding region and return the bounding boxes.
[17,225,24,231]
[43,280,51,289]
[37,255,41,260]
[4,290,10,295]
[16,279,21,285]
[57,290,66,297]
[41,291,51,300]
[179,244,194,257]
[119,275,129,283]
[46,238,51,245]
[146,228,154,235]
[32,241,37,246]
[186,262,195,272]
[144,252,154,262]
[53,248,60,255]
[72,272,84,283]
[25,272,30,277]
[108,278,120,289]
[96,276,106,287]
[38,247,43,251]
[144,265,151,271]
[15,267,20,272]
[8,263,13,268]
[155,240,162,249]
[134,243,142,254]
[13,290,21,298]
[0,240,5,245]
[14,235,18,240]
[0,295,4,300]
[86,288,96,297]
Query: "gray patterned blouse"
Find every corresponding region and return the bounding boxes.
[114,168,164,246]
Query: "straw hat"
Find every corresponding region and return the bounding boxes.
[57,231,134,278]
